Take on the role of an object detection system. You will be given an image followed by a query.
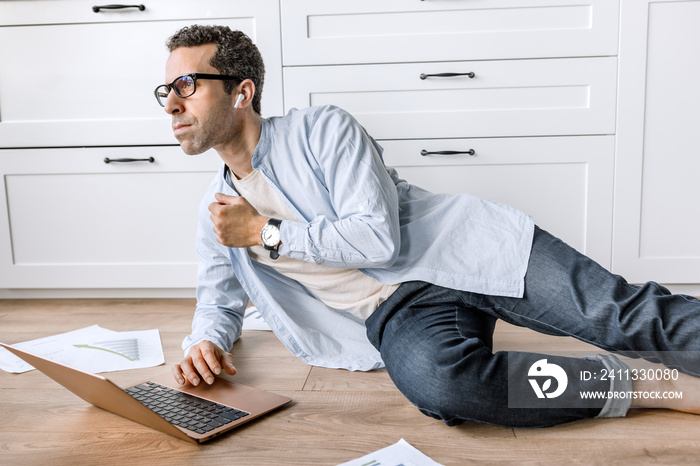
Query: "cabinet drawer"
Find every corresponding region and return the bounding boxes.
[284,57,617,139]
[614,0,700,285]
[380,136,614,267]
[0,0,282,148]
[281,0,619,65]
[0,146,220,288]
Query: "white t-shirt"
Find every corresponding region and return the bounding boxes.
[230,168,399,320]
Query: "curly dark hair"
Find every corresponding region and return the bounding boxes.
[166,25,265,115]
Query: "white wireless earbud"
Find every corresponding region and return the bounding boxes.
[234,94,244,109]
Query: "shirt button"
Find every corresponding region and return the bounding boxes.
[290,244,297,251]
[321,252,327,257]
[358,203,365,212]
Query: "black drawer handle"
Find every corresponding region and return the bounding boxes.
[420,72,475,80]
[92,4,146,12]
[104,157,155,164]
[421,150,476,157]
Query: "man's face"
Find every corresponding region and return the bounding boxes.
[163,44,238,155]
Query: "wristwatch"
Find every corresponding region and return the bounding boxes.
[260,218,282,260]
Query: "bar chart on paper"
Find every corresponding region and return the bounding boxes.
[73,338,140,361]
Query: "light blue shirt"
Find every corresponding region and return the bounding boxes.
[183,105,534,371]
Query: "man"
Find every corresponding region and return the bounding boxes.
[156,25,700,428]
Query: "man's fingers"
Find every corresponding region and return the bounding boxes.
[201,346,223,376]
[177,357,201,386]
[208,202,223,217]
[214,192,236,204]
[172,364,186,386]
[173,341,232,386]
[190,351,215,385]
[221,352,237,375]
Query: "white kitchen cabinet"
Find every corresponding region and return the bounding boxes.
[8,0,699,295]
[282,0,619,268]
[284,57,617,140]
[0,0,283,148]
[0,146,220,289]
[280,0,619,65]
[613,0,700,286]
[381,136,615,265]
[0,0,282,294]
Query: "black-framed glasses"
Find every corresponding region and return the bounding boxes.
[154,73,243,107]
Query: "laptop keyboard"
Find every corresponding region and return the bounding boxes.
[125,381,249,434]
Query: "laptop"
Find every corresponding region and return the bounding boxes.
[0,342,291,443]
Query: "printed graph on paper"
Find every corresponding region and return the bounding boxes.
[73,338,140,361]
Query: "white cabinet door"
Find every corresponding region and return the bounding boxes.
[0,146,220,288]
[381,136,615,267]
[0,0,283,147]
[613,0,700,284]
[281,0,619,65]
[284,57,617,139]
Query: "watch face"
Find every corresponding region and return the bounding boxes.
[261,224,281,247]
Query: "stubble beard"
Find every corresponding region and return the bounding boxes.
[176,98,238,156]
[177,126,212,156]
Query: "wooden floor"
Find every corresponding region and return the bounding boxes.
[1,298,700,465]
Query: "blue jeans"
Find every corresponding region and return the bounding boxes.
[365,226,700,427]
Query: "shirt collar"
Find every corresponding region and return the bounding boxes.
[251,117,270,169]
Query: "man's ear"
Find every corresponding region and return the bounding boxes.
[234,79,256,110]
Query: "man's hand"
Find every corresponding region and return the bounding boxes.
[172,340,237,386]
[209,193,269,248]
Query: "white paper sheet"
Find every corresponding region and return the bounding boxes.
[336,439,445,466]
[243,306,271,331]
[0,325,165,374]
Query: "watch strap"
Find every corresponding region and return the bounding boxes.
[266,218,282,229]
[262,218,282,260]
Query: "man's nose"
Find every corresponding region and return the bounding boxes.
[164,92,183,114]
